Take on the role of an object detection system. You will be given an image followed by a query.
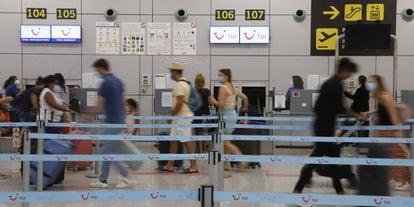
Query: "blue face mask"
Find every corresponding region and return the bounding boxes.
[366,82,376,92]
[53,85,62,93]
[95,72,103,79]
[217,77,224,84]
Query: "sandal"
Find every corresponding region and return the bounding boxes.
[158,167,174,173]
[182,168,199,174]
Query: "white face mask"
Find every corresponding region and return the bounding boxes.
[290,80,293,86]
[366,82,377,92]
[14,80,20,85]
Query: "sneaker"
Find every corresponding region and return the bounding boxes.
[395,182,411,191]
[115,177,134,189]
[90,180,108,189]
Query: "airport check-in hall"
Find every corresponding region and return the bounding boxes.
[0,0,414,206]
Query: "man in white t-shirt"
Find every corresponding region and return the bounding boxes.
[159,61,199,174]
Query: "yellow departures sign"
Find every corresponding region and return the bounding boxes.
[316,28,338,50]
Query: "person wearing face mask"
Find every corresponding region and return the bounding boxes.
[159,61,199,174]
[38,75,74,185]
[344,75,370,137]
[285,75,304,109]
[54,73,70,105]
[3,76,21,108]
[39,75,73,133]
[210,68,249,171]
[293,58,358,195]
[361,75,410,192]
[89,59,137,189]
[3,76,20,98]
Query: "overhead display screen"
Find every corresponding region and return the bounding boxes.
[51,25,82,43]
[345,24,391,50]
[210,26,240,43]
[239,26,270,43]
[20,25,51,42]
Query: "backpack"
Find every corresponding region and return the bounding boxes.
[13,91,28,109]
[179,80,203,112]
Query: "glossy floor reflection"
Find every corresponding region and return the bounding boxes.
[0,145,410,207]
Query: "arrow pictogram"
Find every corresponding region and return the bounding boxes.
[323,6,340,20]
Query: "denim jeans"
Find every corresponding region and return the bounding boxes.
[99,128,129,183]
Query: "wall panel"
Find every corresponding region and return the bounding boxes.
[0,0,411,115]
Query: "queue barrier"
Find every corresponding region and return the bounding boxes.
[0,153,412,167]
[1,115,414,207]
[29,133,414,144]
[227,123,411,131]
[0,190,199,203]
[214,192,414,206]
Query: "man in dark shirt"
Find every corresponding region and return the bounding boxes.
[344,75,370,114]
[344,75,370,137]
[293,58,358,194]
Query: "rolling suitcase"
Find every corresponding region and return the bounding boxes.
[30,139,73,189]
[232,106,269,169]
[67,128,93,171]
[156,132,183,169]
[315,120,363,187]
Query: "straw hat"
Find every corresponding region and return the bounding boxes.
[168,61,185,71]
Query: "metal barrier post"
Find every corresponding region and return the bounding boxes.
[22,130,30,207]
[87,114,101,178]
[208,150,221,188]
[411,123,414,196]
[210,114,224,188]
[86,140,100,178]
[36,120,45,191]
[200,185,214,207]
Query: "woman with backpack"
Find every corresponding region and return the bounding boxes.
[193,73,212,153]
[361,75,410,193]
[210,68,249,170]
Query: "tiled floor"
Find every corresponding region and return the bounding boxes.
[0,144,411,207]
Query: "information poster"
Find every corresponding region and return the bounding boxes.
[96,22,120,54]
[122,22,146,55]
[161,92,173,107]
[173,22,197,55]
[147,23,171,55]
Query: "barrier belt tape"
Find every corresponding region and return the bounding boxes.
[0,153,208,162]
[214,191,414,206]
[0,122,37,127]
[223,116,414,123]
[227,124,411,131]
[29,134,212,141]
[29,133,414,144]
[45,122,218,129]
[127,115,218,120]
[222,154,414,167]
[223,135,414,144]
[1,190,413,206]
[1,153,413,167]
[0,190,198,203]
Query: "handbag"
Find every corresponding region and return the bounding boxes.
[0,110,10,122]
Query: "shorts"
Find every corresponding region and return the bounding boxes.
[170,118,192,142]
[220,109,237,134]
